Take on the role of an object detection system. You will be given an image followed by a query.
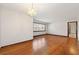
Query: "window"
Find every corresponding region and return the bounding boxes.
[33,23,46,32]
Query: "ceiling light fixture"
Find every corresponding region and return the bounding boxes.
[28,3,36,16]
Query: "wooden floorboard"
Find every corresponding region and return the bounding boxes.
[0,34,79,55]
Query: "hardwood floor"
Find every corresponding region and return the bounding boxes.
[0,40,32,55]
[0,34,79,55]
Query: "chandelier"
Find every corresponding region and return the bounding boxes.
[28,3,36,16]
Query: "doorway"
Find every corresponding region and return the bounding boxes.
[68,21,78,40]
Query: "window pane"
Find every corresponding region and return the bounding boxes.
[33,23,46,31]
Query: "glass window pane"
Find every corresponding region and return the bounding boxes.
[33,23,46,31]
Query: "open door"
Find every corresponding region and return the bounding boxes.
[68,21,78,40]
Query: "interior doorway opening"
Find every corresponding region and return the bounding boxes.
[67,21,78,40]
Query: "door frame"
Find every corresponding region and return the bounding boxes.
[67,21,78,40]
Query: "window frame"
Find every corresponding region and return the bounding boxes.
[33,22,46,32]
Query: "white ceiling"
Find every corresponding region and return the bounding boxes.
[0,3,79,23]
[34,3,79,23]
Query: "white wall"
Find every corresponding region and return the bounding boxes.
[0,8,1,47]
[0,6,33,47]
[48,21,67,36]
[78,21,79,41]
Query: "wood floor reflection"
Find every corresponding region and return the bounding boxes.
[0,34,79,55]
